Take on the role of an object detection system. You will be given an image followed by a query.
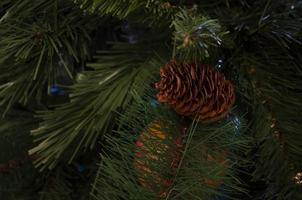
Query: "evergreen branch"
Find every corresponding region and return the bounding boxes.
[0,0,99,113]
[77,0,177,26]
[37,164,92,200]
[234,45,302,199]
[206,4,302,198]
[29,41,164,170]
[248,105,297,200]
[91,70,251,199]
[0,0,302,199]
[221,2,302,197]
[169,121,250,200]
[0,107,39,199]
[173,8,229,61]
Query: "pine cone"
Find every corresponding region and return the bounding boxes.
[155,60,235,123]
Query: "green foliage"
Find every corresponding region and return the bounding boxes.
[173,8,229,61]
[29,40,168,170]
[236,51,302,199]
[1,0,302,199]
[0,0,99,114]
[0,107,38,199]
[177,1,302,199]
[77,0,177,26]
[38,164,92,200]
[81,0,143,17]
[228,2,302,196]
[248,105,297,200]
[91,71,250,199]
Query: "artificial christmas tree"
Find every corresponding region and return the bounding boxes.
[0,0,302,200]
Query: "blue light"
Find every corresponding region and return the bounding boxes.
[216,59,224,69]
[75,164,86,172]
[50,86,61,94]
[50,86,64,95]
[233,116,241,134]
[150,98,159,108]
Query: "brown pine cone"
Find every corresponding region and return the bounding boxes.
[155,60,235,123]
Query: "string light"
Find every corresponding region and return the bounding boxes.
[294,172,302,185]
[232,115,241,135]
[215,59,224,69]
